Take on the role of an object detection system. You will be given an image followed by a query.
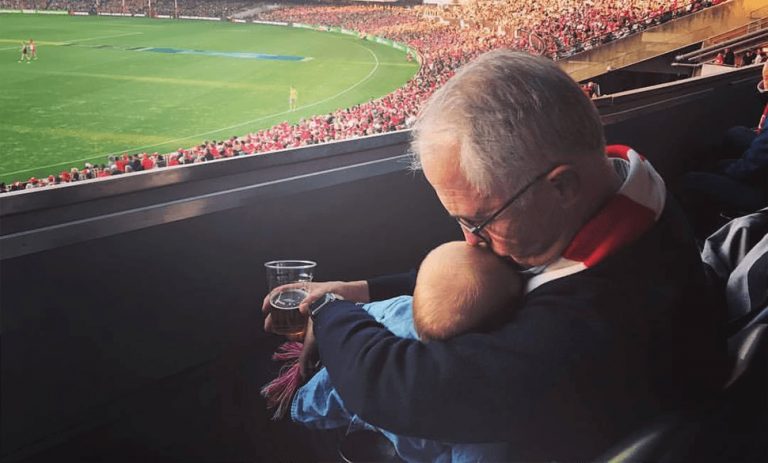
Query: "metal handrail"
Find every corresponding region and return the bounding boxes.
[676,26,768,62]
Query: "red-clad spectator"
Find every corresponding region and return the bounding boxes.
[115,155,128,173]
[141,153,155,170]
[3,0,721,193]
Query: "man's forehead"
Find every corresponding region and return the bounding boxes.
[421,144,468,193]
[421,149,496,218]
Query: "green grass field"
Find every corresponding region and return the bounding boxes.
[0,14,419,183]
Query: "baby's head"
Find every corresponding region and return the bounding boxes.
[412,241,523,342]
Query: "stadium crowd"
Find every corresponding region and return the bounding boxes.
[712,45,768,67]
[2,0,732,193]
[254,0,726,59]
[150,0,254,18]
[0,0,256,17]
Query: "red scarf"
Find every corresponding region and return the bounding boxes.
[526,145,666,293]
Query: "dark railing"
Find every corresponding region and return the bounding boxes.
[676,23,768,63]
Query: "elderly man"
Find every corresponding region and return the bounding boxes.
[264,50,726,460]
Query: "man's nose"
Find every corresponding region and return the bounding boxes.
[462,229,486,247]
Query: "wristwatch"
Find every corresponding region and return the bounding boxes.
[309,292,343,319]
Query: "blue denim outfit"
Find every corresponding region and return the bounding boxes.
[291,295,507,462]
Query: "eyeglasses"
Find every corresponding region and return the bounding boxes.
[455,168,554,246]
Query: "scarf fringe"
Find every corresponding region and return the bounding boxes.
[261,341,304,420]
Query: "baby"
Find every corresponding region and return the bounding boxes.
[412,241,522,342]
[292,241,523,462]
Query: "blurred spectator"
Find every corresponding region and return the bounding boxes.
[723,47,735,66]
[678,61,768,237]
[756,49,767,64]
[742,49,756,66]
[581,81,601,99]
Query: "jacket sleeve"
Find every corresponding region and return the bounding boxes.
[366,270,417,301]
[312,298,613,444]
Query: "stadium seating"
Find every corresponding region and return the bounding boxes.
[1,0,728,193]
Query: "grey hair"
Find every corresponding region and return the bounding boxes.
[411,50,605,197]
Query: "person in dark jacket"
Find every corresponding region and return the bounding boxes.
[263,50,728,461]
[680,61,768,237]
[724,47,736,66]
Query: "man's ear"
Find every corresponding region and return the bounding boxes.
[545,164,580,207]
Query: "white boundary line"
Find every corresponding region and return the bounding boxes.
[66,31,144,43]
[0,31,142,49]
[4,43,382,177]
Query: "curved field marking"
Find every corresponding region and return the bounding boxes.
[4,43,383,177]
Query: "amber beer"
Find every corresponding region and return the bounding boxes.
[264,260,316,337]
[269,288,309,337]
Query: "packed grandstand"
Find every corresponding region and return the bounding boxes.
[0,0,734,192]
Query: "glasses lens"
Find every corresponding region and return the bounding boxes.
[456,218,472,231]
[456,218,491,245]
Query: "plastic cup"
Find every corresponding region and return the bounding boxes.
[265,260,316,337]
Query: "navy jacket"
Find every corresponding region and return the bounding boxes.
[313,200,727,461]
[724,126,768,183]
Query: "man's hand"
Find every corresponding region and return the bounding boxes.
[262,280,369,333]
[262,280,369,379]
